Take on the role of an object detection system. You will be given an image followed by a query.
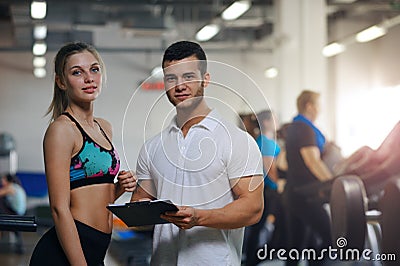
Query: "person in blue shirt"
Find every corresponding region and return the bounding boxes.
[245,110,283,265]
[0,173,27,253]
[255,110,281,190]
[283,90,333,266]
[0,174,26,216]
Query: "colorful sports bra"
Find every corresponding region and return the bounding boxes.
[62,112,120,190]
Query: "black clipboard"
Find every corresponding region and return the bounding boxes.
[107,200,178,227]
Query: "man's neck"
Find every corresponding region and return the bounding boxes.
[176,101,211,137]
[300,112,314,123]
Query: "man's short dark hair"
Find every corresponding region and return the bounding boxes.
[162,41,207,74]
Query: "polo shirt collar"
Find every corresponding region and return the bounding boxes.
[168,109,220,132]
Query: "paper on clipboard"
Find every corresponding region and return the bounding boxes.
[107,199,178,227]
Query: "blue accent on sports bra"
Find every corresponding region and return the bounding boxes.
[62,112,120,190]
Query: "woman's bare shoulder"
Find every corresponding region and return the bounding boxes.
[44,115,77,143]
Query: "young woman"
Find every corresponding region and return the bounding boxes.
[30,42,136,266]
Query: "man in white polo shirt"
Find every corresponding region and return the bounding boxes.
[131,40,263,265]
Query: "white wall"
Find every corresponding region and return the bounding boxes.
[0,49,276,172]
[0,53,51,173]
[329,20,400,156]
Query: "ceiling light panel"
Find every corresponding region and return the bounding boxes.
[222,1,252,21]
[31,1,47,19]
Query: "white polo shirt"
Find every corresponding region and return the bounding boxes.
[136,109,262,265]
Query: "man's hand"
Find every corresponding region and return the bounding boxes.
[161,206,198,230]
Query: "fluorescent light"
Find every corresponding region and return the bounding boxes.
[264,67,278,79]
[31,1,47,19]
[151,66,163,79]
[32,42,47,55]
[33,24,47,39]
[33,57,46,68]
[322,42,346,57]
[195,24,220,42]
[222,1,251,21]
[355,25,387,43]
[34,67,46,78]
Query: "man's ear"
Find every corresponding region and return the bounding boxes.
[55,76,66,90]
[305,102,313,112]
[201,72,211,88]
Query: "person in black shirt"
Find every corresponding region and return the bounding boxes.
[283,90,333,266]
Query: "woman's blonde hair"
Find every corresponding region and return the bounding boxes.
[46,42,105,121]
[296,90,320,114]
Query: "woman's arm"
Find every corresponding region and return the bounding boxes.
[44,120,87,265]
[115,170,137,200]
[95,118,137,200]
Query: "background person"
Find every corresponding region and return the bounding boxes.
[131,40,264,265]
[283,90,333,266]
[244,109,285,266]
[0,173,27,253]
[29,42,136,266]
[0,173,26,216]
[276,123,290,183]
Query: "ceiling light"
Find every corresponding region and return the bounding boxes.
[264,67,278,79]
[151,66,163,79]
[32,42,47,56]
[355,25,387,43]
[195,24,220,42]
[33,67,46,78]
[33,57,46,68]
[31,1,47,19]
[222,1,251,21]
[322,42,346,57]
[33,24,47,39]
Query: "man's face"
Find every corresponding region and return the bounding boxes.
[163,55,210,109]
[308,97,321,121]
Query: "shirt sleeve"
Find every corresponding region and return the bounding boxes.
[227,131,263,179]
[293,121,316,148]
[257,135,281,157]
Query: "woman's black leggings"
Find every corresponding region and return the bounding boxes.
[29,220,111,266]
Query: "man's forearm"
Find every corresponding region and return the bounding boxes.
[309,159,333,182]
[195,188,263,229]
